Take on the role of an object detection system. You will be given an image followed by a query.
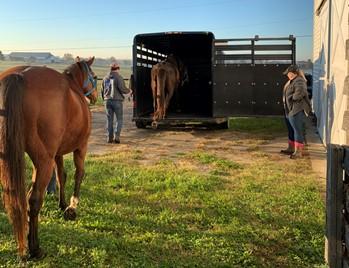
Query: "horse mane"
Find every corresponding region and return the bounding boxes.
[63,62,87,101]
[165,55,188,85]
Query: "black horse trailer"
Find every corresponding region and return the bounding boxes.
[132,31,295,128]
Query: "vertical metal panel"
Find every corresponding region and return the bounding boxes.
[326,144,344,268]
[213,64,253,116]
[213,64,288,116]
[253,64,288,115]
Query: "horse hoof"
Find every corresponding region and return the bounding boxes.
[64,207,77,220]
[29,248,46,261]
[151,121,158,129]
[59,203,68,211]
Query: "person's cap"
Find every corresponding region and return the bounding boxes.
[283,64,299,75]
[110,62,120,70]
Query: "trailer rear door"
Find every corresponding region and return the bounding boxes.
[212,36,296,117]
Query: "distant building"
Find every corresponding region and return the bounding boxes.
[313,0,348,145]
[8,52,58,63]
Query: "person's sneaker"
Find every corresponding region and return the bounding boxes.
[113,138,120,144]
[107,137,113,143]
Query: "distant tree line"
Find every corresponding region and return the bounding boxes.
[62,53,131,67]
[0,51,131,66]
[297,59,313,71]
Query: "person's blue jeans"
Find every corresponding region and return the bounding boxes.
[288,111,306,144]
[105,99,123,139]
[284,115,294,143]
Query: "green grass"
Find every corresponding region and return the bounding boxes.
[0,148,325,267]
[228,117,286,136]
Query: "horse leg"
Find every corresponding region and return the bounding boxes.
[154,91,163,122]
[151,74,157,118]
[63,147,86,221]
[163,87,175,119]
[55,155,68,211]
[155,70,166,121]
[27,158,55,259]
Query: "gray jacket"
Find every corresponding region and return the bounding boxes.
[101,71,130,101]
[283,76,312,116]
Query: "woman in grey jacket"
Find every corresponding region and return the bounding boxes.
[282,65,312,159]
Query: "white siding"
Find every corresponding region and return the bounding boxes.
[313,0,349,145]
[313,0,328,143]
[331,0,348,144]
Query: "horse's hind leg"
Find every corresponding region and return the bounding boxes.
[163,87,175,119]
[27,157,55,259]
[64,147,86,220]
[151,74,157,117]
[55,155,68,211]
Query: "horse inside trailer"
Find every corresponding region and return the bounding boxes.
[133,32,215,128]
[132,32,295,128]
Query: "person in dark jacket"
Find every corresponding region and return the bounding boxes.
[101,62,131,143]
[281,65,312,159]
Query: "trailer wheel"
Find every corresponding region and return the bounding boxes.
[206,121,228,130]
[217,121,228,129]
[135,120,147,129]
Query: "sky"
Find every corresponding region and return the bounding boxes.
[0,0,314,61]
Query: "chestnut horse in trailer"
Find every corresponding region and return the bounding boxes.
[150,54,188,126]
[0,57,97,260]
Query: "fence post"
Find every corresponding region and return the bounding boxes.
[326,144,344,267]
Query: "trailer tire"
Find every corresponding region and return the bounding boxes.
[217,121,228,129]
[135,120,147,129]
[206,121,228,130]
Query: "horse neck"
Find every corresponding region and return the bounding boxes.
[166,57,178,67]
[167,57,185,82]
[64,71,87,103]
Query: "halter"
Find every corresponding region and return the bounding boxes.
[80,61,97,97]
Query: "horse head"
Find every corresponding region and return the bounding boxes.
[179,63,189,86]
[64,57,98,104]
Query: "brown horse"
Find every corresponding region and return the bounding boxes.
[150,55,188,125]
[0,57,97,260]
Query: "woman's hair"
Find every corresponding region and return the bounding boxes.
[297,69,307,82]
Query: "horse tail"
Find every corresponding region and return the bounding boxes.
[0,73,27,258]
[156,69,166,119]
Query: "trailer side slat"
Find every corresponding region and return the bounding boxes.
[214,54,293,61]
[215,44,293,51]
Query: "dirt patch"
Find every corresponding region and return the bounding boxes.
[88,101,290,165]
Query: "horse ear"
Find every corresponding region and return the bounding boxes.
[87,56,95,66]
[75,56,80,62]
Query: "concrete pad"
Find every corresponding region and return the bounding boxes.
[305,117,327,179]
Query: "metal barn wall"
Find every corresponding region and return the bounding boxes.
[313,0,349,145]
